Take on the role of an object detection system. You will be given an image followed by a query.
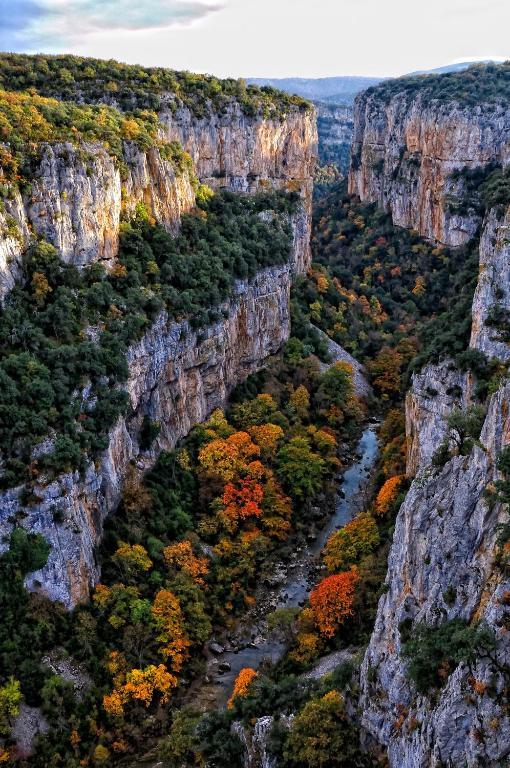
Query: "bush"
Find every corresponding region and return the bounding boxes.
[401,620,495,693]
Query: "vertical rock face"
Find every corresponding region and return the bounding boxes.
[348,90,510,246]
[0,104,317,295]
[0,99,316,606]
[470,204,510,361]
[353,75,510,766]
[0,141,196,297]
[315,102,354,176]
[361,379,510,768]
[158,104,317,273]
[0,265,293,606]
[405,363,468,477]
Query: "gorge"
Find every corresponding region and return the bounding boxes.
[1,54,510,768]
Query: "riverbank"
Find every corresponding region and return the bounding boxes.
[187,422,379,710]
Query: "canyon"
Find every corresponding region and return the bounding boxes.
[2,55,510,768]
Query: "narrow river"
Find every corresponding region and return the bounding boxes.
[196,425,379,707]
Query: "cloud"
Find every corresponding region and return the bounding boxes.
[0,0,224,51]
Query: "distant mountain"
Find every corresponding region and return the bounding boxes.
[408,60,497,76]
[247,76,384,106]
[248,63,499,105]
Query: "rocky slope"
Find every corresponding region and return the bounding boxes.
[348,87,510,246]
[358,79,510,764]
[0,98,317,607]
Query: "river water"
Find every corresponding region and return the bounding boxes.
[198,426,379,706]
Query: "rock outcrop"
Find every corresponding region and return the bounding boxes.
[316,102,354,176]
[361,374,510,767]
[158,103,316,273]
[354,72,510,766]
[348,89,510,246]
[470,203,510,361]
[0,103,316,297]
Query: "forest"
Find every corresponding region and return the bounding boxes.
[0,54,312,119]
[1,173,492,765]
[0,188,297,489]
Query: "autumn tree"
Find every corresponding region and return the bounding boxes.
[290,385,310,420]
[151,589,190,671]
[163,540,209,585]
[367,346,403,397]
[374,475,404,517]
[324,513,379,573]
[227,668,258,709]
[248,423,284,459]
[310,570,359,638]
[198,431,260,482]
[0,677,21,736]
[231,393,279,429]
[261,474,292,540]
[103,653,177,718]
[219,477,264,533]
[112,542,152,578]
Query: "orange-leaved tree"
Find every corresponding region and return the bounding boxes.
[103,651,177,718]
[163,540,209,585]
[309,570,359,638]
[198,431,260,482]
[374,475,404,516]
[248,423,284,459]
[219,476,264,533]
[227,668,258,709]
[151,589,190,671]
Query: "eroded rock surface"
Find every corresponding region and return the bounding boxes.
[349,91,510,246]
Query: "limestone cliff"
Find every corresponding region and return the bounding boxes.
[361,377,510,767]
[360,194,510,765]
[157,102,316,273]
[0,102,316,296]
[0,98,317,606]
[348,88,510,246]
[0,141,196,298]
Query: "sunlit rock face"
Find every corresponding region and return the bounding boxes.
[349,90,510,246]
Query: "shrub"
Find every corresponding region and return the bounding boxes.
[401,620,495,693]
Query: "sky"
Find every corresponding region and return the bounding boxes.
[0,0,508,79]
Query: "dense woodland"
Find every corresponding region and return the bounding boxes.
[0,54,311,119]
[0,189,296,488]
[2,56,510,768]
[365,60,510,106]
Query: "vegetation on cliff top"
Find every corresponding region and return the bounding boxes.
[0,53,312,119]
[0,189,297,489]
[365,61,510,107]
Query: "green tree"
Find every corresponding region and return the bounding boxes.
[277,437,325,501]
[0,678,22,736]
[283,690,364,767]
[446,405,485,454]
